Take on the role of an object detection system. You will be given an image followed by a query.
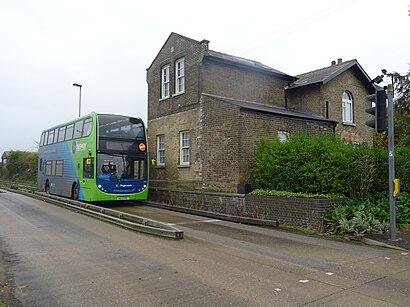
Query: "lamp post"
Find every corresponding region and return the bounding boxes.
[73,83,82,117]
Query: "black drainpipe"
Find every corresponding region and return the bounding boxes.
[325,101,329,119]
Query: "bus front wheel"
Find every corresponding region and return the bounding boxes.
[71,183,79,200]
[45,180,50,194]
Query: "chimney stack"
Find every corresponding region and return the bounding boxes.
[338,58,343,64]
[331,60,336,66]
[200,39,209,50]
[200,39,210,57]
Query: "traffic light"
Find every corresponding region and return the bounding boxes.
[365,88,387,133]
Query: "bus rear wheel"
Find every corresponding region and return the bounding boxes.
[45,180,50,194]
[71,183,79,200]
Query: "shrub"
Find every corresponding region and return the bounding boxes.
[1,151,38,184]
[254,133,374,197]
[254,133,409,197]
[369,147,410,194]
[250,189,344,199]
[338,215,389,239]
[396,147,410,193]
[322,192,410,237]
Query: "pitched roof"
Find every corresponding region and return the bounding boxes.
[205,50,295,80]
[202,93,336,124]
[287,59,373,91]
[146,32,202,71]
[1,151,10,159]
[148,32,295,80]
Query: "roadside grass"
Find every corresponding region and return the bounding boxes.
[0,179,37,191]
[278,223,382,249]
[276,223,348,242]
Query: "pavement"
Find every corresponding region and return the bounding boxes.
[146,198,410,251]
[364,228,410,250]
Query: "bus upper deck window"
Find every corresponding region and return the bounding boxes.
[73,120,84,139]
[65,124,74,140]
[58,127,66,142]
[83,118,93,137]
[47,131,54,145]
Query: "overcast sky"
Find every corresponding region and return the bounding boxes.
[1,0,409,155]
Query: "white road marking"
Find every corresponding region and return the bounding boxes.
[203,219,222,223]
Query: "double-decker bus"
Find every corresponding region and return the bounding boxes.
[38,112,148,201]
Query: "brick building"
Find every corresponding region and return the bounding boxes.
[286,58,374,144]
[146,33,374,195]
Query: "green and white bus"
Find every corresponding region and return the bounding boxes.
[38,112,148,201]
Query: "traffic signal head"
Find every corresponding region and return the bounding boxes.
[365,88,387,133]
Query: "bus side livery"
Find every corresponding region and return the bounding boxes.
[38,112,148,201]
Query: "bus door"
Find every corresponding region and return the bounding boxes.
[80,157,94,199]
[38,158,46,191]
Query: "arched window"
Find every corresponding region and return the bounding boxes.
[342,91,353,123]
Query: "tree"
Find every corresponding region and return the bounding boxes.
[393,69,410,111]
[3,151,38,183]
[393,68,410,146]
[374,68,410,147]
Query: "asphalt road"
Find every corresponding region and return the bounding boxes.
[0,190,409,307]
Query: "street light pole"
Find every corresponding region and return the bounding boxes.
[73,83,82,117]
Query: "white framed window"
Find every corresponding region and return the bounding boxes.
[156,135,165,166]
[342,91,353,123]
[175,58,185,94]
[161,64,170,99]
[277,131,290,142]
[179,131,190,166]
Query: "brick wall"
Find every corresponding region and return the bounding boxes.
[286,69,373,145]
[322,70,373,145]
[246,194,343,228]
[198,95,335,193]
[286,85,322,114]
[148,108,202,190]
[199,96,242,192]
[149,188,343,229]
[202,59,289,107]
[147,34,205,121]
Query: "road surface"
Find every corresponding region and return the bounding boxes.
[0,190,409,306]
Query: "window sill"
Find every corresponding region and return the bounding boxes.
[155,165,165,169]
[178,164,190,168]
[173,91,185,97]
[342,121,356,127]
[159,96,170,102]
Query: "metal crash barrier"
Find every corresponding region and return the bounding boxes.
[8,189,184,239]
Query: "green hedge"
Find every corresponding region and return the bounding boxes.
[251,188,344,199]
[254,133,409,197]
[396,147,410,192]
[370,147,410,194]
[1,151,38,184]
